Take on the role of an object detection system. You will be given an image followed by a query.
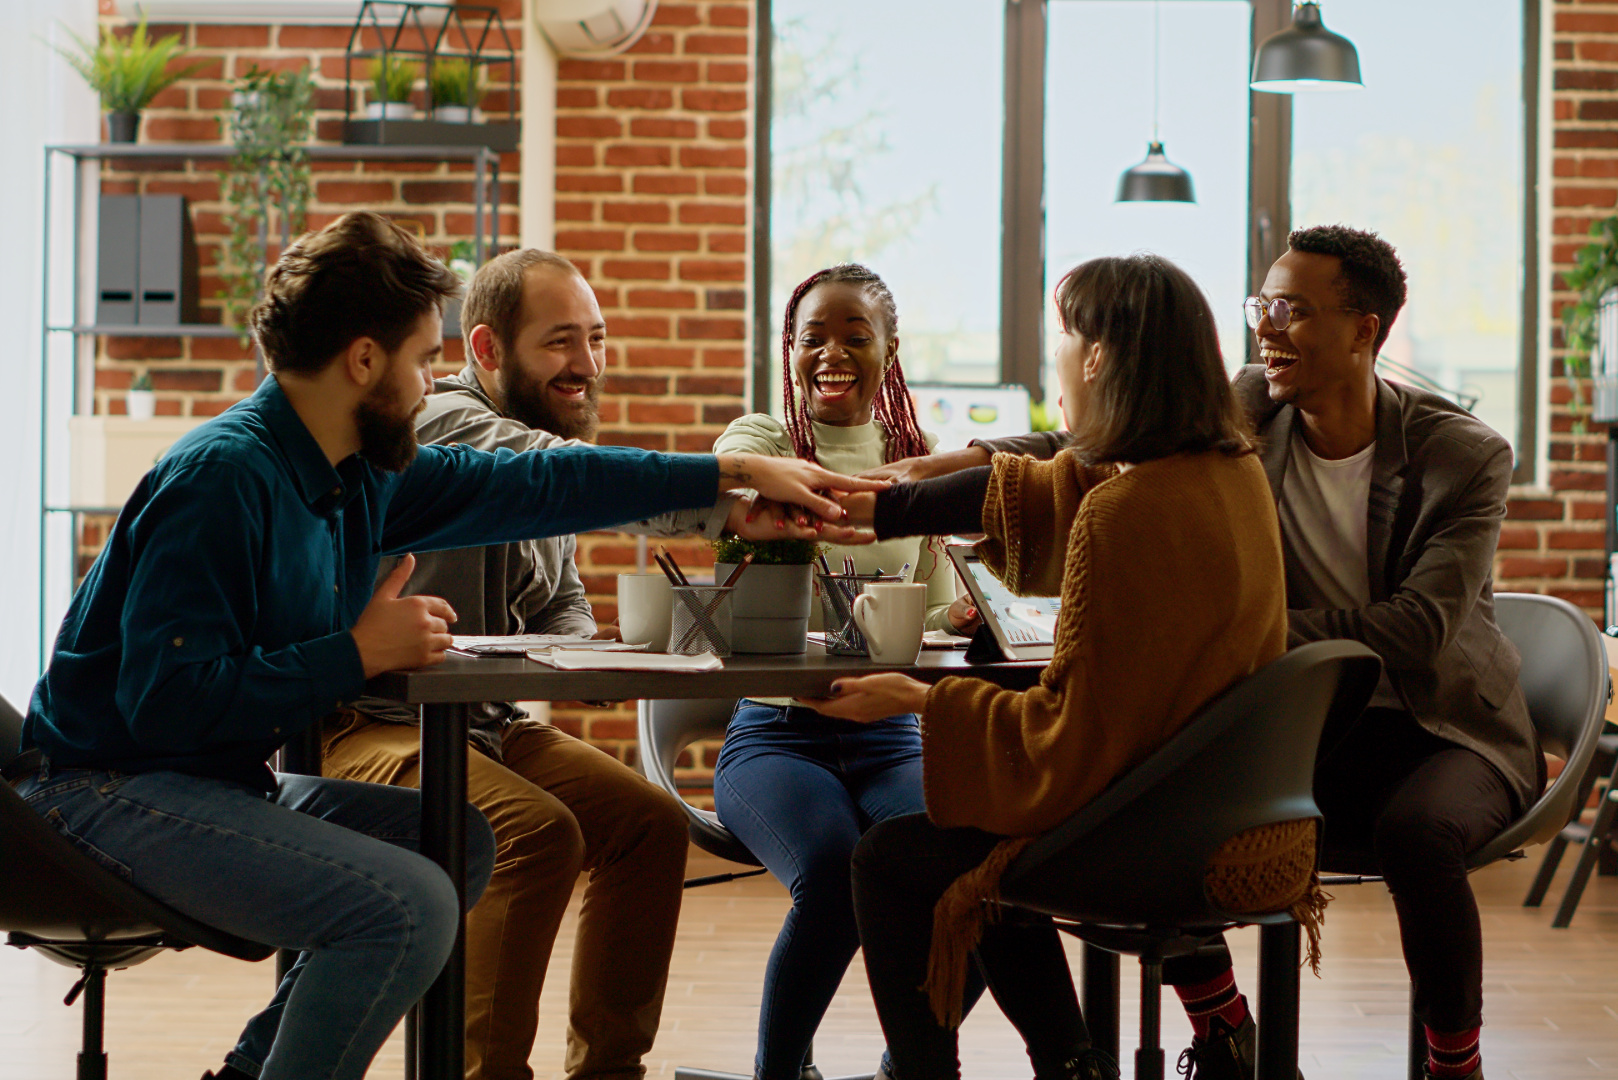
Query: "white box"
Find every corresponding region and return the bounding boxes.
[69,416,207,509]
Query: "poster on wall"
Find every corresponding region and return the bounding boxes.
[908,384,1036,452]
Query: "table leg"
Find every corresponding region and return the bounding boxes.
[1255,922,1301,1080]
[419,703,469,1080]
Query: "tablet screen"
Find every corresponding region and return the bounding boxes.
[955,552,1061,646]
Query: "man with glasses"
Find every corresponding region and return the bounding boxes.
[868,226,1538,1080]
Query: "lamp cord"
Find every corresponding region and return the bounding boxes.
[1152,0,1161,141]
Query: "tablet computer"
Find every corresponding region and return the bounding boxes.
[946,545,1061,661]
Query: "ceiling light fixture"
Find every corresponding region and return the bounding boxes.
[1250,2,1362,94]
[1117,0,1195,203]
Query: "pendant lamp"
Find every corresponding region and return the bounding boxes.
[1117,1,1195,203]
[1250,2,1362,93]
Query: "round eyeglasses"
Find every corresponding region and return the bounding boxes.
[1244,296,1292,331]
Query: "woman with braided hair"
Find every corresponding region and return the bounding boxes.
[711,264,979,1080]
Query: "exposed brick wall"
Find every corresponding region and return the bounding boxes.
[81,5,753,782]
[1500,0,1618,614]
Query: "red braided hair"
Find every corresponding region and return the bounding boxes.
[780,263,931,464]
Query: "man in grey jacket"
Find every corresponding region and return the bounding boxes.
[874,227,1535,1080]
[323,249,850,1080]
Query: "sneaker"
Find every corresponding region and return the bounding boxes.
[1174,1015,1304,1080]
[1035,1047,1122,1080]
[799,1067,825,1080]
[1423,1068,1482,1080]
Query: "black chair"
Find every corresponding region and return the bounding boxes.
[0,693,275,1080]
[638,697,872,1080]
[997,640,1384,1080]
[1317,592,1609,1080]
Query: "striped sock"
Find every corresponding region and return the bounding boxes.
[1172,968,1248,1040]
[1424,1025,1480,1078]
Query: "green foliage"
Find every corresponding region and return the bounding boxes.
[429,57,483,109]
[1029,400,1061,433]
[52,12,205,114]
[221,66,314,340]
[370,55,418,104]
[1559,216,1618,430]
[129,372,153,392]
[711,536,823,566]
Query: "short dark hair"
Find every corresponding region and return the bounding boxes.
[460,248,582,360]
[251,211,461,375]
[1057,254,1252,465]
[1286,224,1407,353]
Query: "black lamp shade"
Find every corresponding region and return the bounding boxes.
[1250,2,1362,93]
[1117,141,1195,203]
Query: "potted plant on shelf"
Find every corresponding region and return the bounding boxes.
[1562,214,1618,432]
[366,55,417,120]
[429,57,483,123]
[52,12,204,143]
[711,536,821,654]
[126,372,155,420]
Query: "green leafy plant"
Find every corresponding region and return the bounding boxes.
[221,65,314,340]
[370,55,418,104]
[129,372,153,392]
[1029,399,1062,433]
[52,12,205,114]
[711,536,824,566]
[1560,216,1618,431]
[429,57,483,110]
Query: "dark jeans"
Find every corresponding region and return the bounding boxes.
[852,813,1090,1080]
[713,703,939,1080]
[1164,707,1520,1032]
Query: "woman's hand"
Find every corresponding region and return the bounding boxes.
[944,595,981,635]
[796,673,930,722]
[840,490,877,528]
[718,454,887,523]
[857,446,991,485]
[723,494,876,544]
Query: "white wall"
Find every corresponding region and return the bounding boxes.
[0,0,97,707]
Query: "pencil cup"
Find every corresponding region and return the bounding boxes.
[669,585,734,657]
[816,572,899,656]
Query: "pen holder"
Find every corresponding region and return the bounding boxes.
[669,585,735,657]
[816,573,899,656]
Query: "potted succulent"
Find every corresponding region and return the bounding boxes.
[712,536,820,654]
[366,55,417,120]
[429,57,483,123]
[53,12,205,143]
[126,372,156,420]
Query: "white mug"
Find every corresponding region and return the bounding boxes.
[618,573,674,652]
[852,582,927,665]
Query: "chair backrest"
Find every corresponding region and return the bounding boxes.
[1472,592,1610,860]
[0,693,274,963]
[1000,640,1382,928]
[0,692,22,772]
[637,698,761,867]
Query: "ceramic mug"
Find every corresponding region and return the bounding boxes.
[851,582,927,665]
[618,573,674,652]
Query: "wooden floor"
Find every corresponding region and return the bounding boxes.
[6,847,1618,1080]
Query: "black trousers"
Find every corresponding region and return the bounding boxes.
[852,813,1090,1080]
[1164,707,1521,1032]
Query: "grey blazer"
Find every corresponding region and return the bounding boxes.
[980,365,1541,809]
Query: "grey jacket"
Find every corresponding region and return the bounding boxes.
[980,366,1540,809]
[354,365,733,750]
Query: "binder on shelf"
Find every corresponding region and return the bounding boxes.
[137,194,197,325]
[95,195,139,325]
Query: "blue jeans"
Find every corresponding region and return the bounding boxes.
[713,702,928,1080]
[14,765,495,1080]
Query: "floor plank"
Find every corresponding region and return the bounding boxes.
[6,846,1618,1079]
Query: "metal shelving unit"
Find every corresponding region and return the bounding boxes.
[38,141,503,665]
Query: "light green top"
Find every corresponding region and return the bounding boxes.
[714,412,960,639]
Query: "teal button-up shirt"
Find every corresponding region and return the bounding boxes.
[24,376,718,789]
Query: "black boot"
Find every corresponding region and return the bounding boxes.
[1423,1067,1482,1080]
[201,1066,255,1080]
[1174,1015,1305,1080]
[1035,1046,1122,1080]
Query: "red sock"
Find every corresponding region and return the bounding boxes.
[1424,1025,1480,1078]
[1172,969,1248,1039]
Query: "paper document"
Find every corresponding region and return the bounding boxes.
[451,635,645,656]
[528,650,725,672]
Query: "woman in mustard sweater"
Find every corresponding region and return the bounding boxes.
[811,254,1291,1080]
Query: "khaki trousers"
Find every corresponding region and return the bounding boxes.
[322,715,688,1080]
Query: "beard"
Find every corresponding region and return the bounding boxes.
[499,361,602,441]
[355,382,423,473]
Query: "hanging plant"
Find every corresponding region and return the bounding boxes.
[1560,215,1618,431]
[220,65,314,342]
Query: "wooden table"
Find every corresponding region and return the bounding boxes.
[365,645,1045,1080]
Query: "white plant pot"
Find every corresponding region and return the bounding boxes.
[231,90,261,111]
[432,105,473,123]
[365,101,415,121]
[126,389,156,421]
